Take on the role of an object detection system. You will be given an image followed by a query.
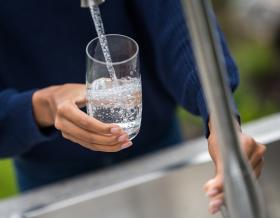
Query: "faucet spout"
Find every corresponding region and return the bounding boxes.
[81,0,105,7]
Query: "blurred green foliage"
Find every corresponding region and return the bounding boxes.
[0,159,18,199]
[178,2,280,138]
[1,0,280,200]
[233,41,279,122]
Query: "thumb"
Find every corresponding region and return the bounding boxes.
[75,96,87,108]
[73,88,86,108]
[72,85,86,108]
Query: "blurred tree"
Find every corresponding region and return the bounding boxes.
[179,0,280,138]
[0,160,18,199]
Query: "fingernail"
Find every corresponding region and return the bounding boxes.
[209,199,223,209]
[118,134,128,142]
[121,142,133,149]
[207,189,219,197]
[111,127,120,134]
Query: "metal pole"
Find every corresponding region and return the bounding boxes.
[180,0,269,217]
[221,206,230,218]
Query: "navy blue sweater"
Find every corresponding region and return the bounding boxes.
[0,0,239,186]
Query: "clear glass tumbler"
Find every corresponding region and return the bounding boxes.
[86,34,142,140]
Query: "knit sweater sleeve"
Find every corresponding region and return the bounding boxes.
[133,0,240,136]
[0,89,58,158]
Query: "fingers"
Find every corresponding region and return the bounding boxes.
[55,101,116,135]
[204,175,224,215]
[57,118,129,146]
[204,133,266,216]
[240,135,256,159]
[208,193,224,214]
[204,160,264,215]
[204,175,223,194]
[240,135,266,180]
[254,159,264,178]
[249,142,266,179]
[54,100,133,152]
[250,143,266,167]
[63,133,132,152]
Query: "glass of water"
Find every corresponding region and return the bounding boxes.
[86,34,142,140]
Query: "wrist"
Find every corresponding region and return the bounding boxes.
[32,90,54,127]
[208,117,241,137]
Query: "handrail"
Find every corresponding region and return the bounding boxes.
[180,0,269,217]
[0,114,279,217]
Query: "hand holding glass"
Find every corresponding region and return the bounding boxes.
[86,34,142,140]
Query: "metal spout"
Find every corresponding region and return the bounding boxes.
[81,0,105,7]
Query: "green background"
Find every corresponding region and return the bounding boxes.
[0,159,18,199]
[1,1,279,200]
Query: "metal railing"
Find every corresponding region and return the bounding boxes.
[1,113,279,218]
[181,0,269,217]
[0,1,276,217]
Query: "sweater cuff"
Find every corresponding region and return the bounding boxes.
[196,89,240,138]
[8,90,58,153]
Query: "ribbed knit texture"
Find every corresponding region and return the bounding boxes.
[0,0,239,189]
[133,0,239,135]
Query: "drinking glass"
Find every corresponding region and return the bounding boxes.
[86,34,142,140]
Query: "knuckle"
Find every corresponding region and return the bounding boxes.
[54,117,62,129]
[97,123,110,133]
[89,135,97,144]
[106,137,118,145]
[258,147,266,157]
[244,136,255,146]
[57,101,72,115]
[56,104,65,116]
[80,117,90,129]
[258,150,264,157]
[102,126,110,133]
[261,145,267,154]
[203,184,209,192]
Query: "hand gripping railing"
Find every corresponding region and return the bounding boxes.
[180,0,269,217]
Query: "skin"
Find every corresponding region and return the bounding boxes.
[32,83,266,215]
[32,84,133,152]
[205,120,266,215]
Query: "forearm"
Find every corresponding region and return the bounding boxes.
[0,89,57,157]
[206,117,266,214]
[208,117,241,137]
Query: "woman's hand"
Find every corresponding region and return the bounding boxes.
[204,121,266,215]
[32,84,132,152]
